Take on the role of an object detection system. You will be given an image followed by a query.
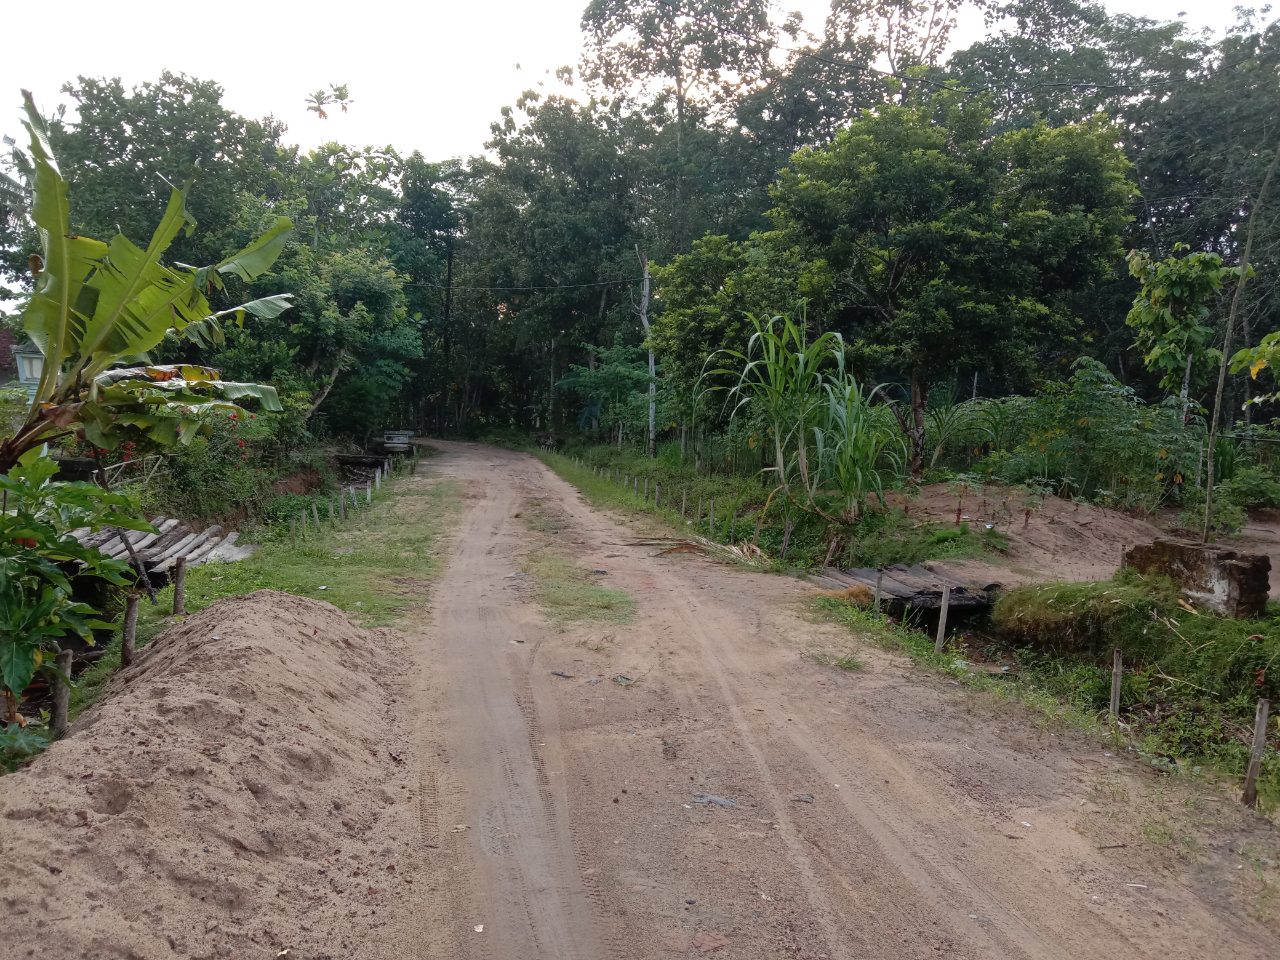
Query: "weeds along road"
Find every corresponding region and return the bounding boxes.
[386,441,1275,960]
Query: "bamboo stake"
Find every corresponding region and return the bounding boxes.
[172,557,187,616]
[1110,648,1123,719]
[50,648,73,737]
[934,587,951,654]
[1242,698,1271,807]
[121,593,140,667]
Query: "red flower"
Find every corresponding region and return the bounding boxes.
[249,414,256,419]
[238,440,245,447]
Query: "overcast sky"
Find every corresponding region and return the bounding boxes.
[0,1,1239,164]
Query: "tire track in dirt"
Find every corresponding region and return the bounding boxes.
[390,442,1276,960]
[398,446,604,960]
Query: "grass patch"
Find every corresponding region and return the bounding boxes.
[539,445,1009,570]
[67,467,460,724]
[991,568,1280,808]
[524,553,635,625]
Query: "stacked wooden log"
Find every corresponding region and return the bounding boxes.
[69,516,251,579]
[809,562,1001,614]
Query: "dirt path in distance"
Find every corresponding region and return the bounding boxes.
[383,442,1279,960]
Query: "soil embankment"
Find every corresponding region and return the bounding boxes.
[0,591,417,958]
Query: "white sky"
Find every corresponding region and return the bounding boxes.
[0,1,1239,165]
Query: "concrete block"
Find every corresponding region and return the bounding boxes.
[1124,538,1270,618]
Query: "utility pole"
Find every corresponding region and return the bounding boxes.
[636,245,655,458]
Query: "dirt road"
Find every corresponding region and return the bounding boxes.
[387,442,1276,960]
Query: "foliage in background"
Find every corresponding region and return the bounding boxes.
[1125,244,1239,418]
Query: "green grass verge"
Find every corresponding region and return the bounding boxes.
[990,568,1280,806]
[538,446,1007,570]
[67,466,460,724]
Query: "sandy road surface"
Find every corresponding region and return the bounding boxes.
[386,442,1276,960]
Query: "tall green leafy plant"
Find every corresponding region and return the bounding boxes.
[2,90,291,475]
[1125,243,1239,420]
[816,374,903,520]
[723,308,841,507]
[0,449,144,724]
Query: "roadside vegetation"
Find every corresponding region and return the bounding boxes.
[69,460,456,727]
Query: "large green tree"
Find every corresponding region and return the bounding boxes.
[768,94,1133,473]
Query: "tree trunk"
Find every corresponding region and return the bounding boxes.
[1205,133,1280,541]
[635,247,656,458]
[306,351,347,419]
[908,371,927,478]
[1180,351,1194,423]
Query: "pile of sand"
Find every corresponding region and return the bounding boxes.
[0,591,418,959]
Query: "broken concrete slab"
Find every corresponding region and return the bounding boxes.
[1124,538,1270,618]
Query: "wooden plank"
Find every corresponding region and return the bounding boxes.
[139,524,191,559]
[182,536,224,567]
[152,526,223,572]
[146,531,200,565]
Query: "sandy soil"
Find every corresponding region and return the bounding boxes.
[882,484,1167,589]
[3,444,1277,959]
[0,592,419,958]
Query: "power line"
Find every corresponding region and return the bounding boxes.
[400,277,641,292]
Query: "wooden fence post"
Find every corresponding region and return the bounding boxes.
[682,490,687,520]
[290,517,297,547]
[121,593,140,667]
[329,499,335,522]
[730,509,737,544]
[934,587,951,654]
[1242,698,1271,808]
[339,492,347,521]
[50,647,74,737]
[300,509,308,540]
[709,499,715,538]
[780,519,794,561]
[697,495,702,525]
[366,480,372,503]
[655,482,661,509]
[1120,544,1127,571]
[173,557,187,616]
[874,568,883,613]
[1110,648,1123,719]
[312,502,321,528]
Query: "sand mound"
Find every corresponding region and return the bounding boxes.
[0,590,418,959]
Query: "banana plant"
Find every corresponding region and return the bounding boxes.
[1,90,293,474]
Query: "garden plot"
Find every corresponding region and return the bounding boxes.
[882,482,1169,585]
